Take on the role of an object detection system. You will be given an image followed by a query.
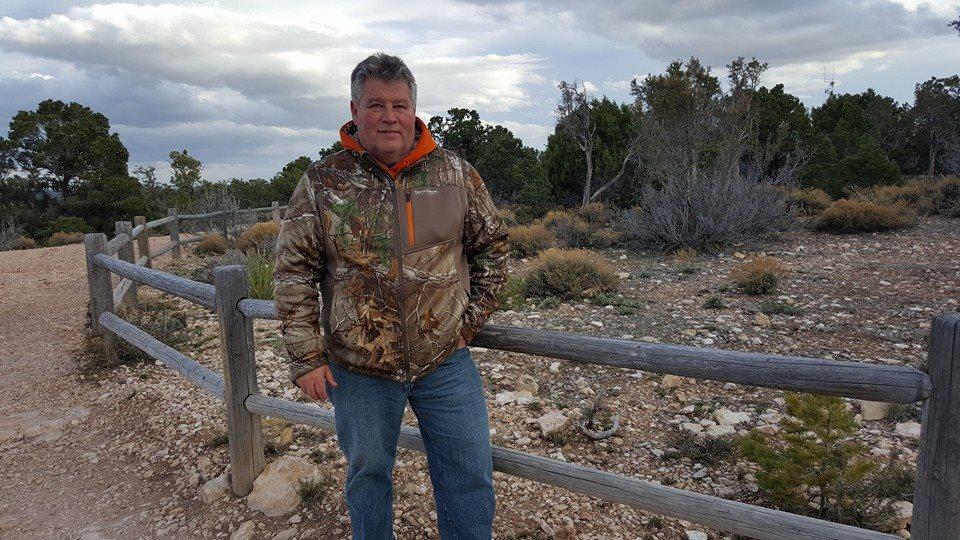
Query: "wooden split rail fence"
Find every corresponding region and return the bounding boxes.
[82,213,960,539]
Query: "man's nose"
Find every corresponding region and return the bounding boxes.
[382,106,398,123]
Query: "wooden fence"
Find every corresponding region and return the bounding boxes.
[81,209,959,539]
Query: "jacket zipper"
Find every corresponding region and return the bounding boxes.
[388,173,411,381]
[405,190,415,246]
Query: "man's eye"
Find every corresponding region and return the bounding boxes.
[370,103,383,109]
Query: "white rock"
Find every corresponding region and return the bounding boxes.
[230,520,256,540]
[537,411,570,438]
[895,422,921,439]
[549,361,560,373]
[682,423,703,434]
[200,474,230,504]
[859,400,892,421]
[713,409,750,426]
[705,425,736,437]
[686,530,708,540]
[891,500,913,530]
[247,456,322,517]
[759,413,782,424]
[661,374,682,389]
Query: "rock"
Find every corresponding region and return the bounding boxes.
[617,272,630,279]
[661,374,682,389]
[494,390,535,405]
[686,530,708,540]
[859,400,892,421]
[682,423,703,434]
[713,409,750,426]
[754,313,771,326]
[516,374,539,394]
[759,412,782,424]
[891,500,913,530]
[755,424,779,435]
[200,474,230,504]
[701,338,714,346]
[271,528,297,540]
[536,411,570,438]
[589,321,603,327]
[705,425,736,437]
[733,251,746,259]
[549,361,560,373]
[230,520,256,540]
[895,422,921,439]
[247,456,322,517]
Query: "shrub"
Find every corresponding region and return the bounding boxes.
[297,475,332,507]
[47,216,91,235]
[575,201,616,226]
[758,300,804,315]
[852,177,960,217]
[664,430,737,467]
[195,232,228,256]
[542,212,593,248]
[0,218,25,251]
[703,295,725,309]
[508,223,555,258]
[237,221,280,253]
[815,199,913,234]
[497,275,527,310]
[730,256,785,295]
[624,171,794,251]
[790,188,833,216]
[523,248,619,300]
[246,250,275,300]
[10,237,37,250]
[740,392,897,529]
[497,207,519,227]
[45,231,83,246]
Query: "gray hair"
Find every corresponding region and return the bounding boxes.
[350,53,417,107]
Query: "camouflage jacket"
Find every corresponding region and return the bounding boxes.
[273,118,510,384]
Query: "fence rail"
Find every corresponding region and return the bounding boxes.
[81,212,959,539]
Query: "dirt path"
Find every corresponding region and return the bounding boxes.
[0,237,181,539]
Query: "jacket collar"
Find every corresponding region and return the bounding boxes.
[339,117,437,179]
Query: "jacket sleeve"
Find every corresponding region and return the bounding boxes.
[273,170,328,386]
[459,163,510,345]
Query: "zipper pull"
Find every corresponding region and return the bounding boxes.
[404,190,414,246]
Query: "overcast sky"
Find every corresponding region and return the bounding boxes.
[1,1,958,182]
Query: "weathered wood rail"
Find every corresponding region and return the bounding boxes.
[82,226,959,539]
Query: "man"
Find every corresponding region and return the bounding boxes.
[273,52,509,539]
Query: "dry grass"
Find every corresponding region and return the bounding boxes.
[730,255,786,295]
[790,188,833,216]
[508,223,555,258]
[815,199,914,234]
[45,231,83,246]
[575,201,617,225]
[523,248,620,300]
[10,237,37,250]
[236,221,280,252]
[195,232,228,256]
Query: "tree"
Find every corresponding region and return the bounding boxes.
[428,108,489,164]
[913,75,960,175]
[951,15,959,35]
[6,99,129,197]
[555,81,638,205]
[169,149,202,197]
[318,141,343,159]
[750,84,814,175]
[271,155,313,203]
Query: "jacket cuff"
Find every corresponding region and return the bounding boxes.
[287,350,328,386]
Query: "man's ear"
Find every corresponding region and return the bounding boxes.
[349,100,358,122]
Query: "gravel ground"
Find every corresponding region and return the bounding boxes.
[1,217,958,539]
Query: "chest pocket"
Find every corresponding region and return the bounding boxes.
[399,185,464,254]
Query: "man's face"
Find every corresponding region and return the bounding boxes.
[350,78,416,167]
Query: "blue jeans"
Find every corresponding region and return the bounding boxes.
[326,346,495,540]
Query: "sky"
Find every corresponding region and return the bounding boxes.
[1,1,958,183]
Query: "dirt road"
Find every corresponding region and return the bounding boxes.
[0,237,178,539]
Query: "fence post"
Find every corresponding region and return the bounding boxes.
[214,265,265,496]
[83,233,118,363]
[218,210,230,243]
[913,313,960,538]
[271,201,280,225]
[115,220,137,306]
[134,215,152,269]
[167,207,182,260]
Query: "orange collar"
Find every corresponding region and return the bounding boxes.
[339,117,437,179]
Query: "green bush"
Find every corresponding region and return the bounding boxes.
[758,300,804,315]
[703,295,726,309]
[815,199,913,234]
[47,216,91,235]
[739,393,897,529]
[10,237,37,250]
[508,223,555,258]
[496,275,527,310]
[523,249,619,300]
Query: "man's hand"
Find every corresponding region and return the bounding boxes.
[296,365,337,401]
[459,336,467,348]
